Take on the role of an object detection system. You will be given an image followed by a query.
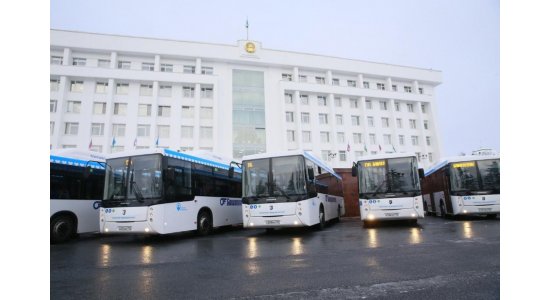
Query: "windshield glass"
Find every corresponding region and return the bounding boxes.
[243,155,307,203]
[477,159,500,192]
[358,157,420,198]
[450,159,500,194]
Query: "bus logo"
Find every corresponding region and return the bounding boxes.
[220,198,242,206]
[269,205,273,210]
[389,200,393,204]
[93,201,102,210]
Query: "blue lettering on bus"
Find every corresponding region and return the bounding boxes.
[220,198,242,206]
[327,197,337,203]
[93,201,102,210]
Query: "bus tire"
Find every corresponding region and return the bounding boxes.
[197,209,213,236]
[51,215,75,244]
[317,206,325,230]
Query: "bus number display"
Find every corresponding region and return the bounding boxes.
[452,162,475,168]
[364,160,385,168]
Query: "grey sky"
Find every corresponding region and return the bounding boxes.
[50,0,499,157]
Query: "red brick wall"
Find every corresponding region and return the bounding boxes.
[334,168,359,217]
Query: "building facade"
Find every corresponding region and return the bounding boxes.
[50,29,443,168]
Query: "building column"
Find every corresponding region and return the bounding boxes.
[388,99,399,152]
[195,58,202,74]
[52,76,68,149]
[358,74,364,88]
[193,83,201,148]
[109,52,117,69]
[103,78,116,152]
[328,93,338,158]
[326,70,333,85]
[294,90,303,148]
[413,80,420,94]
[386,77,393,91]
[63,48,72,66]
[293,67,299,82]
[151,81,160,148]
[154,55,161,72]
[416,101,428,165]
[359,96,368,157]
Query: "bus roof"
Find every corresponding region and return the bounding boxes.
[355,152,417,163]
[242,150,342,180]
[50,149,106,169]
[424,155,500,177]
[106,148,242,172]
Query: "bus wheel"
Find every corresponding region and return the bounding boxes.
[317,206,326,230]
[51,215,74,244]
[197,210,213,236]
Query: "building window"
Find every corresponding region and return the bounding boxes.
[93,102,106,115]
[421,104,426,113]
[336,114,343,125]
[339,151,346,162]
[380,101,388,110]
[334,97,342,107]
[416,152,421,161]
[347,80,356,87]
[317,96,327,106]
[90,145,103,153]
[299,112,309,124]
[62,145,77,149]
[157,125,170,138]
[399,135,405,145]
[142,62,154,71]
[353,133,362,144]
[70,81,84,92]
[426,136,432,146]
[395,102,400,111]
[282,73,292,81]
[112,146,124,153]
[363,81,370,88]
[201,67,213,75]
[159,85,172,97]
[377,83,385,90]
[72,57,86,66]
[299,75,307,82]
[302,131,311,143]
[180,146,193,152]
[201,107,213,119]
[319,113,328,125]
[158,106,171,117]
[50,79,60,91]
[66,101,81,113]
[116,83,129,95]
[201,87,213,98]
[419,87,424,94]
[138,104,151,117]
[365,100,372,109]
[404,86,412,93]
[51,56,63,65]
[383,134,392,145]
[64,122,79,135]
[96,82,108,94]
[321,150,330,162]
[337,132,345,143]
[350,98,358,108]
[113,103,127,115]
[407,103,414,112]
[183,65,196,74]
[160,64,173,72]
[351,116,360,126]
[424,120,429,130]
[118,61,131,69]
[411,136,419,146]
[392,85,397,92]
[199,127,213,140]
[381,117,390,128]
[285,93,293,104]
[409,119,417,129]
[91,123,105,136]
[315,76,325,84]
[367,116,374,127]
[428,152,433,162]
[287,130,295,142]
[369,134,376,145]
[332,78,340,85]
[181,126,193,139]
[98,59,110,68]
[50,100,57,113]
[140,84,153,96]
[136,124,150,137]
[182,106,194,118]
[300,95,309,105]
[285,112,294,123]
[396,118,402,128]
[355,151,364,158]
[183,86,195,98]
[320,132,330,143]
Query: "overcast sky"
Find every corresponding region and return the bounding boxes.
[50,0,499,157]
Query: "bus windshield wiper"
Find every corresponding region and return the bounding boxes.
[272,184,291,201]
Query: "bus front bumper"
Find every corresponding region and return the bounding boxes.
[243,215,306,228]
[458,204,500,215]
[100,221,156,234]
[361,208,424,221]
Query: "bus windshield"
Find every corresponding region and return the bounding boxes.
[243,155,307,204]
[103,154,163,207]
[450,159,499,194]
[358,157,420,198]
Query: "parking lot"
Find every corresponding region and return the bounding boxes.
[51,216,499,299]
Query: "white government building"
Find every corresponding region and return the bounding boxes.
[50,29,443,168]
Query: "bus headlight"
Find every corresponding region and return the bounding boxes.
[250,223,254,226]
[463,210,468,214]
[145,227,150,233]
[105,228,109,232]
[411,213,416,218]
[367,214,375,220]
[294,221,299,225]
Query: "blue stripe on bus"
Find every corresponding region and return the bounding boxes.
[424,160,449,177]
[50,155,105,169]
[303,152,342,180]
[163,149,242,173]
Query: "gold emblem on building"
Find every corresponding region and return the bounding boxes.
[245,42,256,53]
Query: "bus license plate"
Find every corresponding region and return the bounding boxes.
[118,226,132,231]
[479,208,492,212]
[265,220,280,225]
[385,213,399,217]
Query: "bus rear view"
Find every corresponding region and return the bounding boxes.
[354,153,424,224]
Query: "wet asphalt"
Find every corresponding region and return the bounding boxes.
[51,216,499,299]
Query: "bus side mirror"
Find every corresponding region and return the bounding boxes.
[163,169,175,181]
[228,167,234,178]
[418,168,425,179]
[307,168,315,180]
[351,163,357,177]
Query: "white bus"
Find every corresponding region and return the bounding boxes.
[421,155,500,218]
[241,151,345,230]
[100,149,242,235]
[352,153,424,224]
[50,149,106,243]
